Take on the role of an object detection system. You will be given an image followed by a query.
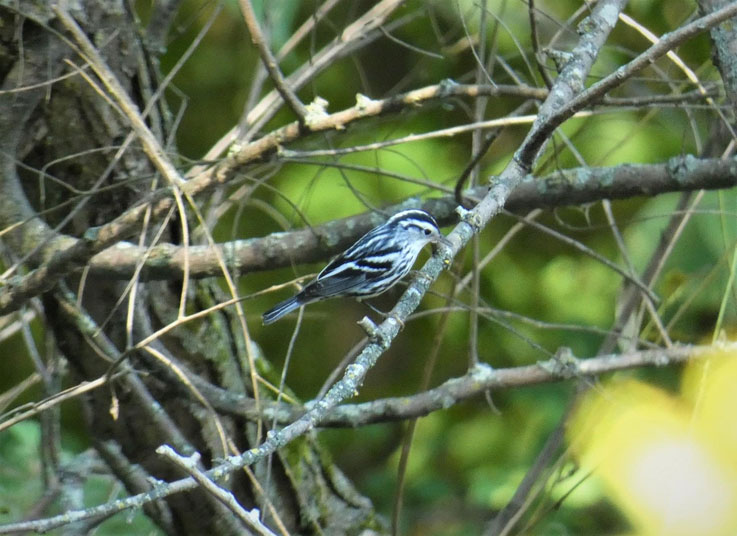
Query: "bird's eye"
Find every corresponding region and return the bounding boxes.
[424,229,431,235]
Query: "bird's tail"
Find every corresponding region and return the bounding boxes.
[262,295,302,325]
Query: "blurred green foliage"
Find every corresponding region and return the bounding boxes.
[0,422,161,535]
[0,422,42,522]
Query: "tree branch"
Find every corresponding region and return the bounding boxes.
[0,340,725,534]
[518,1,737,164]
[699,0,737,113]
[211,342,724,427]
[157,446,277,536]
[83,154,737,281]
[237,0,307,122]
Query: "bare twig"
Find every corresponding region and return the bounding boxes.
[504,211,658,303]
[528,0,554,88]
[157,446,277,536]
[237,0,307,122]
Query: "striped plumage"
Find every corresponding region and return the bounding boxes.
[262,209,449,325]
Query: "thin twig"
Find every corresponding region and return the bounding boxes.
[157,446,277,536]
[237,0,307,122]
[528,0,554,88]
[504,211,658,303]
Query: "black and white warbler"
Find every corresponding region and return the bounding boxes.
[262,209,450,325]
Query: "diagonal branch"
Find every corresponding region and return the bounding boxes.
[518,1,737,165]
[237,0,307,122]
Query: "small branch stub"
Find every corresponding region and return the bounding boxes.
[358,316,380,338]
[537,347,581,379]
[455,205,483,233]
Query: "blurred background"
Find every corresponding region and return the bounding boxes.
[2,0,735,534]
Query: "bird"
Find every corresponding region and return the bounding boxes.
[262,209,450,325]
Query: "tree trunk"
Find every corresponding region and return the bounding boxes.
[0,2,381,534]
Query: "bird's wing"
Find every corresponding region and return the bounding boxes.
[303,266,370,298]
[302,223,400,299]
